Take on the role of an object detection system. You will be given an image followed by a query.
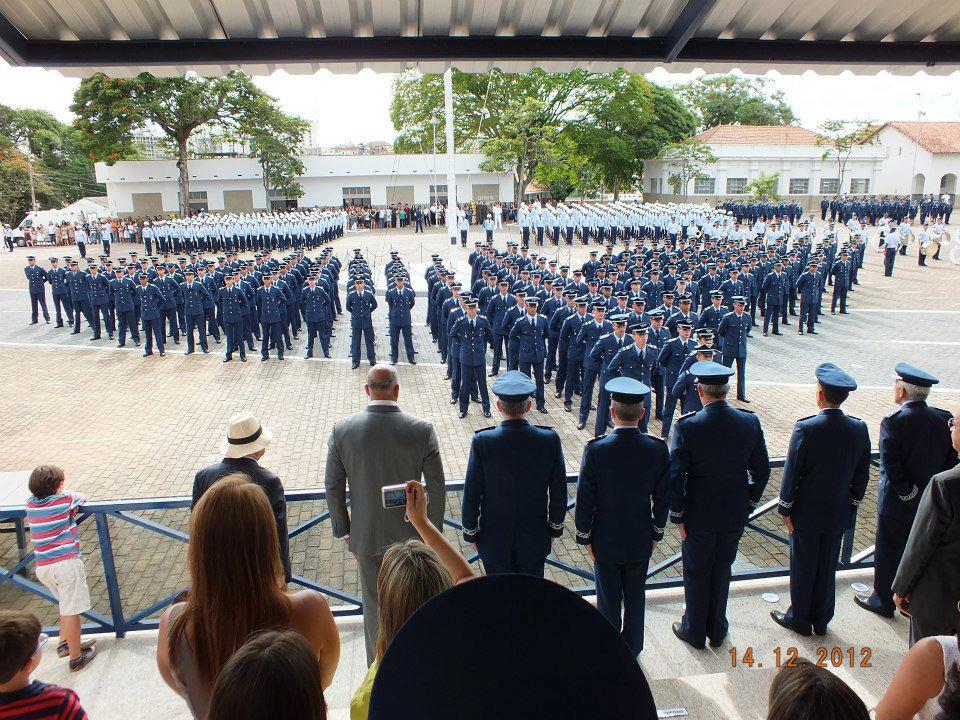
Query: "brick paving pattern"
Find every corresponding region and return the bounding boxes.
[0,221,957,624]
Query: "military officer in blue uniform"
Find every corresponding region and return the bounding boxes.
[647,310,670,420]
[257,273,286,361]
[136,271,165,356]
[760,260,788,336]
[589,313,631,437]
[576,302,613,430]
[575,376,669,655]
[856,363,958,618]
[560,297,589,412]
[607,321,658,433]
[47,257,73,327]
[450,297,494,419]
[670,361,770,649]
[24,256,50,325]
[110,267,141,347]
[486,279,514,376]
[671,344,716,415]
[658,320,695,438]
[155,265,181,344]
[217,272,248,362]
[346,277,378,369]
[461,371,567,576]
[795,260,820,335]
[509,297,550,413]
[85,263,114,340]
[717,297,751,402]
[829,249,851,315]
[772,363,870,636]
[180,269,211,354]
[197,265,221,344]
[299,273,332,359]
[385,275,416,365]
[67,260,91,335]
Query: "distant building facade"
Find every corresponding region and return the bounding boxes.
[95,153,513,217]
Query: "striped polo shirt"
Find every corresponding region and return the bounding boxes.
[26,492,85,567]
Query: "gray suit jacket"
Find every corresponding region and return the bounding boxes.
[893,463,960,639]
[324,404,445,556]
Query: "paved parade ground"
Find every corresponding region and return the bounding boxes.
[1,219,959,628]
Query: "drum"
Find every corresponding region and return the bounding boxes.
[924,240,940,257]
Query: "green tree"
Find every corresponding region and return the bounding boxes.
[675,74,796,131]
[533,134,589,201]
[815,120,878,195]
[71,71,299,216]
[240,106,309,204]
[390,68,611,199]
[657,139,717,197]
[746,172,781,201]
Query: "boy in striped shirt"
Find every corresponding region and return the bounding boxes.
[0,610,88,719]
[26,466,96,671]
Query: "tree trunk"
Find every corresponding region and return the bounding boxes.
[262,161,270,211]
[612,178,620,201]
[177,136,190,217]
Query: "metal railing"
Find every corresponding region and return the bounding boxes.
[0,452,878,638]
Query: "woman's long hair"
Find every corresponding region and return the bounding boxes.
[168,474,291,689]
[374,540,452,660]
[935,616,960,720]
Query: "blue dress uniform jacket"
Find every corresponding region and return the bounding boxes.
[608,343,657,384]
[778,409,871,532]
[110,276,138,313]
[217,286,247,324]
[346,289,377,327]
[575,429,671,561]
[486,293,515,332]
[669,402,770,532]
[658,337,694,391]
[49,267,70,296]
[452,315,493,366]
[561,313,588,359]
[257,284,286,323]
[385,286,415,327]
[509,313,548,363]
[180,281,211,316]
[137,283,163,321]
[718,311,750,359]
[761,271,788,306]
[86,273,111,305]
[299,286,330,324]
[461,420,567,571]
[24,265,47,293]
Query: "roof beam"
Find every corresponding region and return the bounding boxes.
[663,0,719,63]
[0,10,27,65]
[2,34,959,70]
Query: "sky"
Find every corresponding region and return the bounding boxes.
[2,60,959,145]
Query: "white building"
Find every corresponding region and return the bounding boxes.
[643,125,886,210]
[872,122,960,198]
[95,153,514,217]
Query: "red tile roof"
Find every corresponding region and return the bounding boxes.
[882,122,960,154]
[696,125,822,146]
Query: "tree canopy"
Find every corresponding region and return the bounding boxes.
[816,119,879,194]
[72,72,307,216]
[746,172,781,201]
[390,68,695,199]
[657,139,718,197]
[674,74,796,132]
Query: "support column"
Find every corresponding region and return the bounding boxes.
[444,67,459,271]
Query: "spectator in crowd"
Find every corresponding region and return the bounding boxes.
[351,480,474,720]
[0,610,88,719]
[876,617,960,720]
[325,364,446,665]
[157,475,340,719]
[193,411,290,582]
[767,659,870,720]
[893,407,960,644]
[207,630,327,720]
[25,465,97,671]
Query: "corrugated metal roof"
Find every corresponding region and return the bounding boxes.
[1,0,958,76]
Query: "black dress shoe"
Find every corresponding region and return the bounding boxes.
[142,351,152,357]
[671,622,704,650]
[813,626,827,637]
[554,391,562,398]
[458,411,468,419]
[770,610,810,635]
[223,357,232,363]
[483,411,492,418]
[577,421,586,430]
[471,396,481,403]
[854,594,894,618]
[159,351,165,356]
[351,363,359,369]
[709,636,726,648]
[444,375,452,381]
[488,371,498,377]
[564,404,572,412]
[410,359,416,365]
[808,330,818,335]
[772,331,783,336]
[537,406,548,414]
[241,357,247,363]
[450,398,458,405]
[738,396,750,403]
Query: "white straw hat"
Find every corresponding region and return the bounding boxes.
[220,411,273,458]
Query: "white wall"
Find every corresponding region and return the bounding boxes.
[96,154,514,216]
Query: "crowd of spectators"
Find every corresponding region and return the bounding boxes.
[3,364,960,719]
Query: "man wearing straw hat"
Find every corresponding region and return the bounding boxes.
[192,411,290,582]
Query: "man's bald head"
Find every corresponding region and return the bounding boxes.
[366,364,400,401]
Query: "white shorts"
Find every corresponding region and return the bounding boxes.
[36,557,92,616]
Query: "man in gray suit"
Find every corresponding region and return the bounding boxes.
[325,364,446,664]
[894,406,960,645]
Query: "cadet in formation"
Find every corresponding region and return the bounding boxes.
[461,371,567,576]
[24,256,51,324]
[670,361,770,650]
[575,376,669,656]
[772,363,870,637]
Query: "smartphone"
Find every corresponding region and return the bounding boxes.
[382,483,410,509]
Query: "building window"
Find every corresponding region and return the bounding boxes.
[342,186,371,207]
[726,178,747,195]
[850,178,870,194]
[185,191,208,212]
[819,178,840,194]
[429,184,448,206]
[789,178,810,195]
[694,177,716,194]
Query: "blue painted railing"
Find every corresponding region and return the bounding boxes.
[0,453,878,638]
